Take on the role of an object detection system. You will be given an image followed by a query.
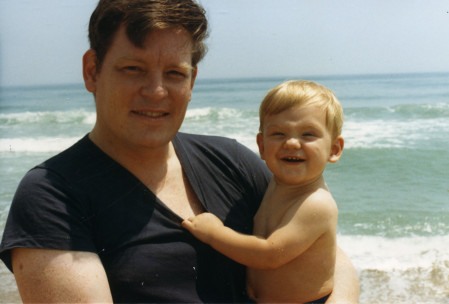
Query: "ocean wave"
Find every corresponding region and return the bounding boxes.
[343,117,449,149]
[182,107,260,151]
[347,220,449,238]
[2,105,448,152]
[185,107,257,120]
[390,103,449,119]
[338,234,449,271]
[338,234,449,303]
[0,110,96,126]
[0,137,81,152]
[345,102,449,120]
[185,107,215,119]
[183,106,449,150]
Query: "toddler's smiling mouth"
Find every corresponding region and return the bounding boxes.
[282,157,305,163]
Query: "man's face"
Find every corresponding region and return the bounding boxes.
[84,25,197,152]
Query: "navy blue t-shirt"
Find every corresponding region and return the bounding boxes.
[0,133,271,303]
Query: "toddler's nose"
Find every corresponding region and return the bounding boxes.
[284,137,301,149]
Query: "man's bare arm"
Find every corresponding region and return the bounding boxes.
[12,248,113,303]
[326,247,359,303]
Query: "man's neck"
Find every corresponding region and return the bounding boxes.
[88,130,176,189]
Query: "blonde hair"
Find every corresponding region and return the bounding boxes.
[259,80,343,139]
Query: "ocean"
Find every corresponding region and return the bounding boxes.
[1,73,448,303]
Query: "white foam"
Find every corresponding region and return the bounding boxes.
[184,107,213,119]
[184,106,449,150]
[343,117,449,149]
[185,107,245,120]
[0,110,96,125]
[338,234,449,303]
[338,234,449,271]
[0,137,80,152]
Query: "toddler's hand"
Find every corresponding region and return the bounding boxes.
[182,212,224,243]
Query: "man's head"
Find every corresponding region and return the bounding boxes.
[88,0,208,71]
[259,80,344,140]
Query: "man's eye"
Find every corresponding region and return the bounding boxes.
[168,70,186,78]
[121,65,145,74]
[125,66,141,71]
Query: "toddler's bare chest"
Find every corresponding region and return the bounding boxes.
[253,201,292,237]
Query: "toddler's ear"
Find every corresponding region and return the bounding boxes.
[329,136,344,163]
[256,133,265,160]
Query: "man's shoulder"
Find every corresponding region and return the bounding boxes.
[29,134,113,183]
[174,132,271,194]
[175,132,238,147]
[174,132,253,161]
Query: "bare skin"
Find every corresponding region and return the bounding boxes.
[11,26,203,304]
[183,103,349,303]
[10,27,358,304]
[246,177,337,303]
[12,249,113,303]
[183,177,337,303]
[11,146,203,303]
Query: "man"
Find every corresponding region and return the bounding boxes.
[0,0,358,302]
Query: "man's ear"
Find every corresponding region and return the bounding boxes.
[187,66,198,102]
[83,49,98,93]
[191,66,198,89]
[256,132,265,160]
[329,136,344,163]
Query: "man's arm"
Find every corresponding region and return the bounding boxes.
[325,247,359,303]
[12,248,113,303]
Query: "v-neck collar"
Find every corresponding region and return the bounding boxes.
[172,133,207,211]
[85,133,206,225]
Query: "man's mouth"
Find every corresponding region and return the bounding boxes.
[132,110,168,118]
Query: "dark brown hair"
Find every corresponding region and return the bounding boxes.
[88,0,208,70]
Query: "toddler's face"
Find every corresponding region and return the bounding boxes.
[257,104,342,186]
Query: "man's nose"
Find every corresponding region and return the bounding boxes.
[140,74,168,99]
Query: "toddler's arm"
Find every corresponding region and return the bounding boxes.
[182,198,334,270]
[182,212,273,268]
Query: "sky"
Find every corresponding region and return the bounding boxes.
[0,0,448,87]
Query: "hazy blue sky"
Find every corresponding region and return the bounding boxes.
[1,0,448,87]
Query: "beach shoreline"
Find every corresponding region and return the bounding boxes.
[0,262,21,303]
[1,74,448,303]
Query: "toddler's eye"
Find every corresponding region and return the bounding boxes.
[270,132,284,137]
